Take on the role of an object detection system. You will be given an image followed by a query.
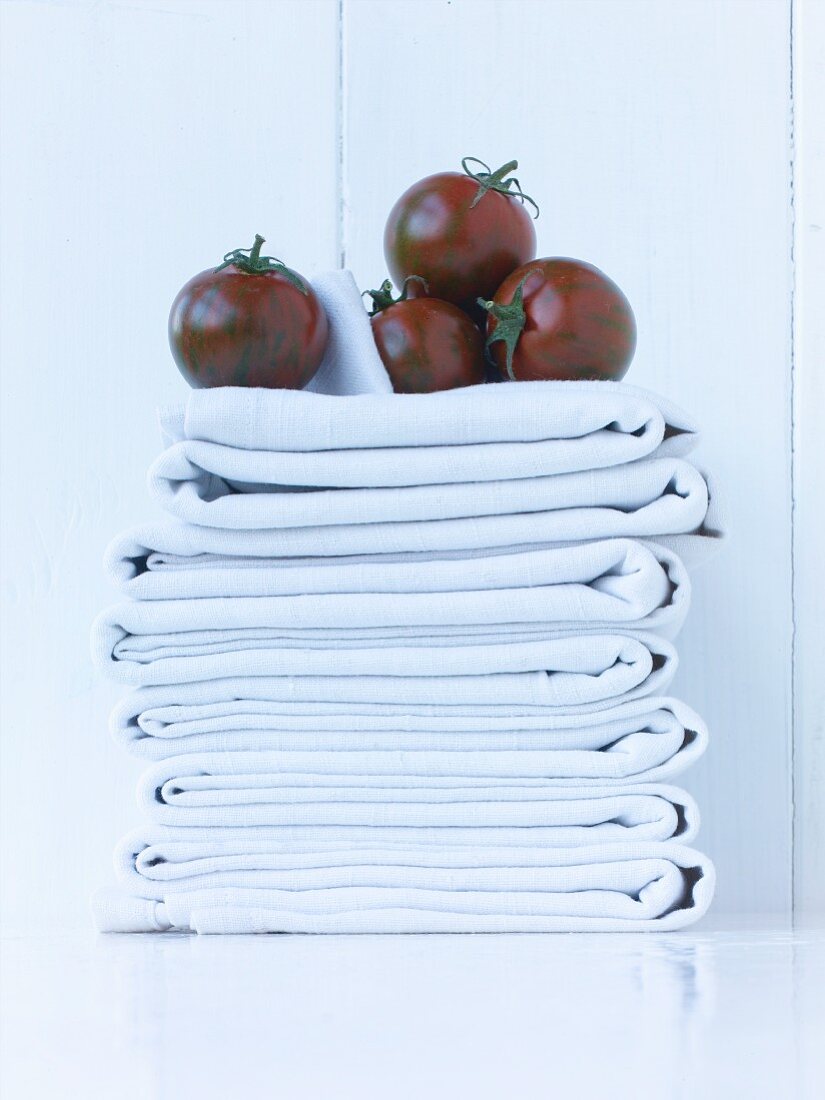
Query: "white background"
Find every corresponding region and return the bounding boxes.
[0,0,822,933]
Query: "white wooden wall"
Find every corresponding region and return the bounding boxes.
[0,0,820,933]
[793,0,825,914]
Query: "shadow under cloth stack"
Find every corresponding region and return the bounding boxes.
[92,272,722,933]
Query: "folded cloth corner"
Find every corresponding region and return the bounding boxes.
[301,270,394,396]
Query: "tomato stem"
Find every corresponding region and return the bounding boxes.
[488,160,519,185]
[214,234,308,294]
[248,234,265,266]
[461,156,540,218]
[364,275,429,316]
[478,273,532,381]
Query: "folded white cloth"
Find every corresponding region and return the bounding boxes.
[150,380,719,558]
[111,690,705,782]
[149,449,708,532]
[93,605,677,702]
[92,840,715,932]
[301,271,393,396]
[114,650,678,733]
[160,378,697,456]
[136,751,696,835]
[110,515,720,594]
[95,539,688,681]
[141,466,719,570]
[104,534,688,642]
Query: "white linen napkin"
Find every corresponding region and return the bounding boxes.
[159,378,697,454]
[105,534,686,614]
[148,450,709,533]
[302,270,394,396]
[152,413,698,499]
[110,508,719,584]
[150,377,719,556]
[93,539,688,685]
[92,613,677,702]
[92,840,715,932]
[110,690,705,781]
[136,751,696,836]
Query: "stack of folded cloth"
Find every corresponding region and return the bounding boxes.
[92,272,721,933]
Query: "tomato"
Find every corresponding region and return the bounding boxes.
[168,235,328,389]
[480,258,637,382]
[366,278,486,394]
[384,158,538,317]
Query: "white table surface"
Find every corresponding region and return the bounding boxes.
[2,916,822,1099]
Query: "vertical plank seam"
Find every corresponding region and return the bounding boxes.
[336,0,347,268]
[789,0,798,916]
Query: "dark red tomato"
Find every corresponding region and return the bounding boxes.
[169,235,328,389]
[384,158,538,316]
[367,278,486,394]
[481,258,637,382]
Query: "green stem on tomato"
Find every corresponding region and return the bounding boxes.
[214,234,308,294]
[461,156,540,218]
[486,160,519,187]
[364,275,429,315]
[477,273,532,381]
[248,234,265,267]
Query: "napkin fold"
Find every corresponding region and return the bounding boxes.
[93,616,677,708]
[150,377,719,564]
[92,840,715,932]
[136,754,697,837]
[105,534,686,615]
[110,690,706,782]
[94,539,689,684]
[148,451,709,534]
[159,378,697,454]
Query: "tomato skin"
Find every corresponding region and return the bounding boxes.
[486,258,637,381]
[371,297,486,394]
[169,265,328,389]
[384,172,537,314]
